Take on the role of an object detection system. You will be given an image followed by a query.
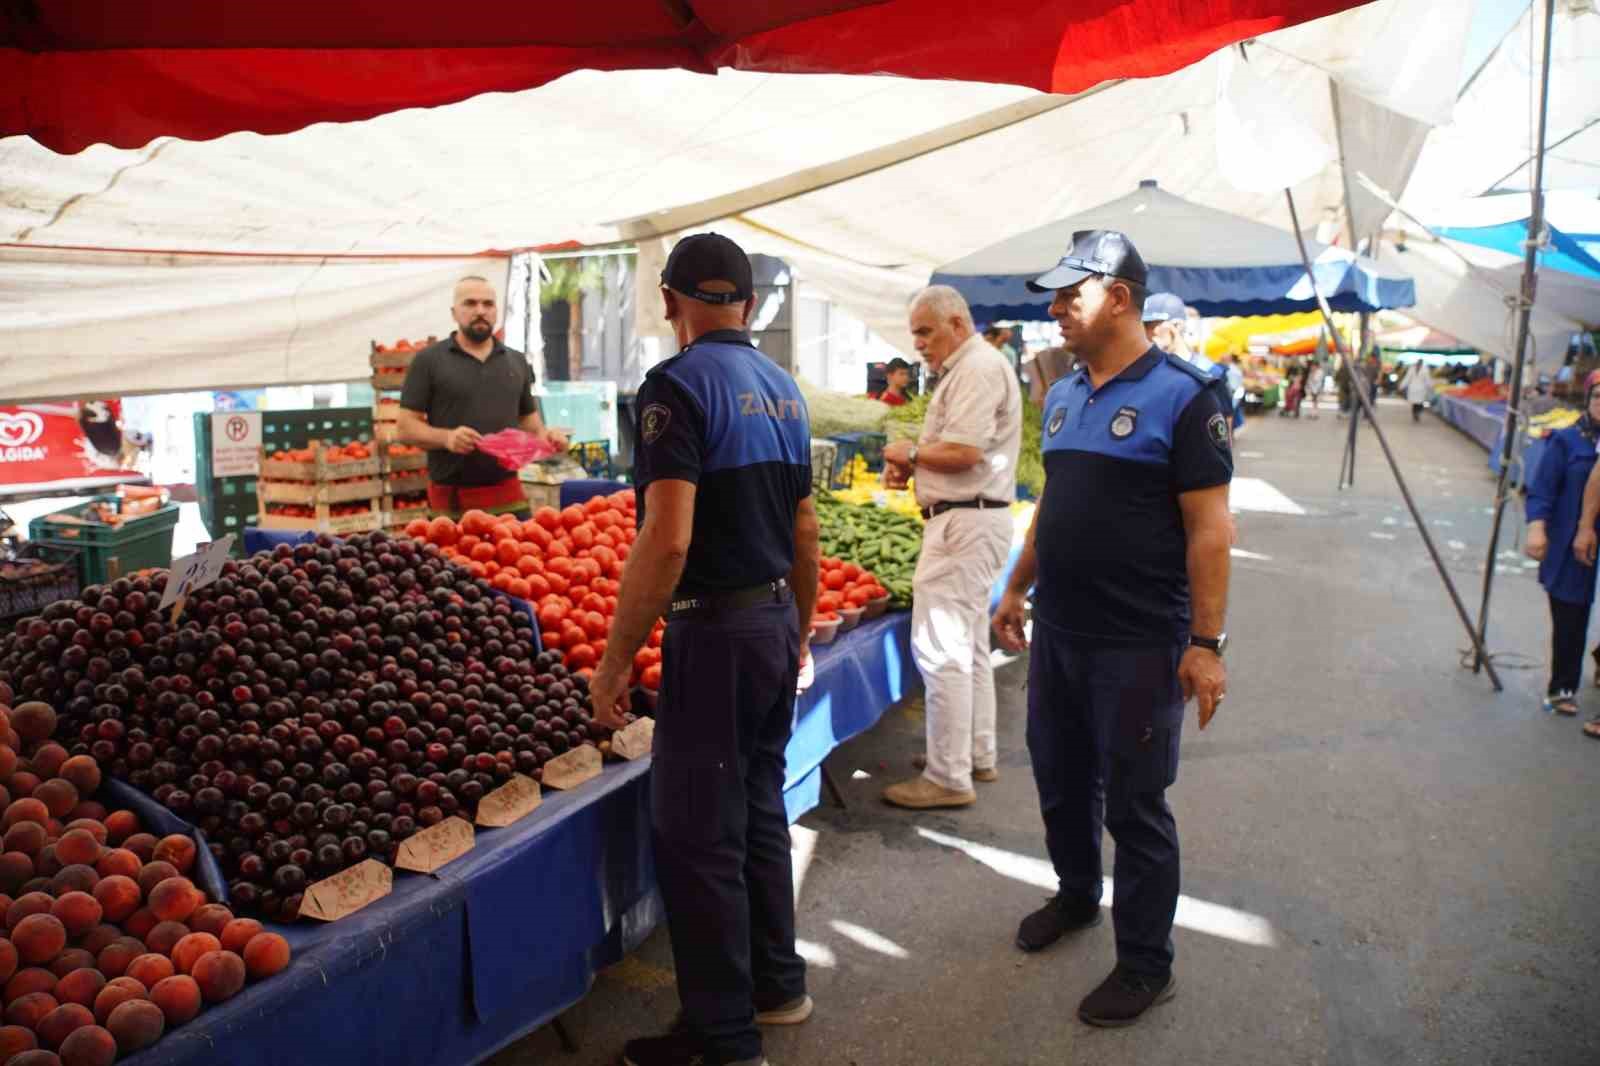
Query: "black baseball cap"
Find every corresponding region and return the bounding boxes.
[1027,229,1149,293]
[886,357,913,373]
[661,233,754,304]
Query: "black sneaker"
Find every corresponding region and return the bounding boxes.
[1015,895,1101,952]
[1077,966,1177,1027]
[622,1031,768,1066]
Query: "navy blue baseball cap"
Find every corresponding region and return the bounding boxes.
[1027,229,1149,293]
[1142,291,1187,323]
[661,233,754,304]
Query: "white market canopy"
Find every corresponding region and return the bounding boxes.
[2,0,1596,401]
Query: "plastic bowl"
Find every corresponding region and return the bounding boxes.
[837,606,864,633]
[863,593,891,619]
[810,616,842,645]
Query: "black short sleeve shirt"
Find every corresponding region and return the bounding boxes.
[1034,347,1233,644]
[633,329,812,591]
[400,334,537,486]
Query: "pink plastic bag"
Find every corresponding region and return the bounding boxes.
[477,429,558,470]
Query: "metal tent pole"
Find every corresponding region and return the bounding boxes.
[1472,0,1558,674]
[1285,189,1503,690]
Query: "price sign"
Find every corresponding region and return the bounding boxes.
[159,535,235,611]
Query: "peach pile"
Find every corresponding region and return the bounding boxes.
[0,720,292,1063]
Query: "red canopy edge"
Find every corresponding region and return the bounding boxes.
[3,1,1368,155]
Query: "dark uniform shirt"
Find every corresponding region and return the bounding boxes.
[632,329,812,592]
[1035,346,1233,644]
[399,333,537,487]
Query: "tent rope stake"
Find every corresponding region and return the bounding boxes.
[1284,188,1503,692]
[1472,0,1559,677]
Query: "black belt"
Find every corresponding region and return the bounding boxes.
[669,578,791,617]
[920,498,1010,521]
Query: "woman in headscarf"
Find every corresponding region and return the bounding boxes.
[1524,376,1600,717]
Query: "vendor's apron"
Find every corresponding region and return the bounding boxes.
[428,477,528,520]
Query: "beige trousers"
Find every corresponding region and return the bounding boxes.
[911,507,1014,791]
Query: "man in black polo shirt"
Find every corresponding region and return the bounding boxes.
[993,230,1233,1028]
[397,275,566,519]
[589,234,816,1066]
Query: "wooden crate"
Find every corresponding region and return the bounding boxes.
[259,443,381,482]
[383,494,431,527]
[523,482,561,511]
[382,445,428,473]
[371,369,409,392]
[258,499,383,535]
[259,478,384,505]
[374,400,401,425]
[383,470,429,496]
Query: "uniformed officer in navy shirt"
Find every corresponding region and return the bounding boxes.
[590,234,817,1066]
[993,230,1234,1028]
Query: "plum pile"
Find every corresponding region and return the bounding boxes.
[0,532,603,919]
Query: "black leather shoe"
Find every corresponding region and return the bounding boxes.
[1014,895,1101,952]
[623,1031,767,1066]
[1077,966,1177,1027]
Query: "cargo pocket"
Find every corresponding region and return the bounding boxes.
[1108,654,1184,793]
[651,755,741,851]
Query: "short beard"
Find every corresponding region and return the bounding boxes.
[461,321,493,343]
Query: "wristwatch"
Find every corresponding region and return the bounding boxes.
[1189,633,1227,657]
[907,446,919,467]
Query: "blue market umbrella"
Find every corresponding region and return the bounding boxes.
[931,180,1414,322]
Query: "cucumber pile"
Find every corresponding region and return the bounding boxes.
[816,492,921,606]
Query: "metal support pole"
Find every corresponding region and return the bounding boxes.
[1473,0,1557,673]
[1285,190,1503,690]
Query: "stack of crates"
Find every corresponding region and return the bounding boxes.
[256,442,385,535]
[381,442,430,528]
[0,542,82,621]
[195,407,374,549]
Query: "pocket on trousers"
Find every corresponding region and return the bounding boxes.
[1108,659,1183,792]
[651,755,738,849]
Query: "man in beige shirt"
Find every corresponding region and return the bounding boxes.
[881,285,1022,808]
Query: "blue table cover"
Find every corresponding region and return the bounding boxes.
[560,478,629,508]
[1434,394,1506,452]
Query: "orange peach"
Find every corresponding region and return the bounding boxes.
[122,909,157,942]
[48,893,101,938]
[5,990,58,1029]
[52,969,104,1010]
[77,926,120,957]
[56,759,100,799]
[93,939,144,980]
[0,940,15,985]
[187,904,232,937]
[47,951,94,979]
[147,974,200,1026]
[31,781,79,821]
[5,892,52,931]
[122,954,173,992]
[90,978,144,1025]
[28,745,69,780]
[218,918,263,955]
[151,835,196,875]
[4,968,56,1004]
[36,1002,93,1051]
[120,834,156,863]
[169,933,220,976]
[101,813,138,847]
[147,877,199,924]
[89,877,139,924]
[92,850,138,880]
[190,950,245,1004]
[144,921,188,958]
[12,913,67,964]
[133,861,177,899]
[58,1023,116,1066]
[106,998,165,1053]
[241,933,291,980]
[0,1024,36,1059]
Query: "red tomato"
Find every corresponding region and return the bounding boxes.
[841,562,862,581]
[583,495,610,515]
[458,534,482,554]
[581,593,607,614]
[537,603,567,629]
[470,542,496,563]
[581,611,609,641]
[507,578,532,599]
[515,555,541,577]
[576,558,602,583]
[566,644,598,670]
[540,630,563,650]
[633,648,656,674]
[526,574,552,598]
[846,587,873,607]
[591,638,607,660]
[823,570,847,591]
[460,509,495,537]
[534,506,563,531]
[546,571,570,595]
[496,540,521,567]
[560,505,586,530]
[647,625,663,649]
[641,664,662,691]
[570,523,596,550]
[426,517,457,545]
[492,572,514,592]
[405,518,430,538]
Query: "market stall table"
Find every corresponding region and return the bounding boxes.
[133,531,916,1063]
[1434,394,1506,452]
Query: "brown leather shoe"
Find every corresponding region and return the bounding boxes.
[882,776,976,809]
[911,754,998,783]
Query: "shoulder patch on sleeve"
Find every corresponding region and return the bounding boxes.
[641,403,672,444]
[1207,412,1231,451]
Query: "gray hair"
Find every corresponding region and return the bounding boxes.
[910,284,974,328]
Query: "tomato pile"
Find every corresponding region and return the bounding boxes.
[403,492,664,692]
[264,502,374,518]
[264,441,374,464]
[815,556,889,624]
[389,493,429,514]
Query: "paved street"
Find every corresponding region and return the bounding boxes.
[496,399,1600,1066]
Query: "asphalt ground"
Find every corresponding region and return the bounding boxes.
[494,397,1600,1066]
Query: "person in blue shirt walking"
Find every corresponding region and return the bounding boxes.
[589,234,817,1066]
[1529,378,1600,721]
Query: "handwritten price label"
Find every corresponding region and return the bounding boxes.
[610,718,655,761]
[475,775,541,827]
[300,859,392,922]
[159,535,235,611]
[395,817,475,872]
[541,746,601,791]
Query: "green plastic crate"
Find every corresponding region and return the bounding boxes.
[28,497,181,585]
[194,407,374,550]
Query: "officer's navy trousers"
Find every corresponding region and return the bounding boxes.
[1026,617,1184,977]
[652,599,807,1061]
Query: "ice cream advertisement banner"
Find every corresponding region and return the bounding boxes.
[0,403,143,495]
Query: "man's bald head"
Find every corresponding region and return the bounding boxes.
[452,276,498,344]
